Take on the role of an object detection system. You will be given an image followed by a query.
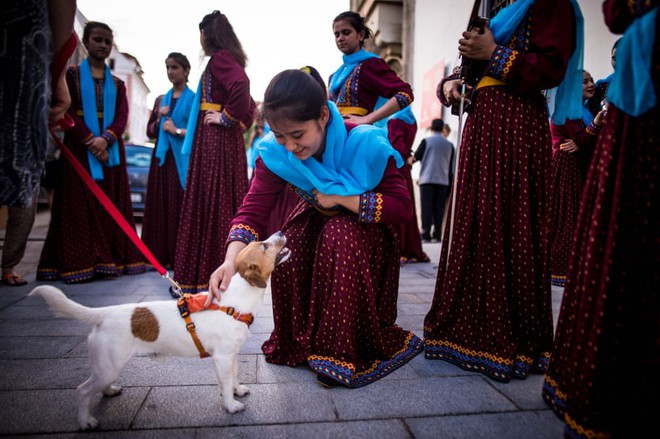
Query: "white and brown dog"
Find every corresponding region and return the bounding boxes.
[30,231,290,430]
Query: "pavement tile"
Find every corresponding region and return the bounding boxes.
[405,410,563,438]
[0,317,91,336]
[0,335,85,359]
[0,387,149,435]
[117,355,257,386]
[131,383,336,429]
[197,419,411,438]
[488,374,549,410]
[0,358,90,390]
[329,376,516,420]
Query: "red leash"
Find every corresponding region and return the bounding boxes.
[49,117,183,296]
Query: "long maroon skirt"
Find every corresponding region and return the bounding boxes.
[543,102,660,437]
[388,118,428,263]
[37,139,147,283]
[141,149,184,269]
[173,120,248,293]
[262,204,423,387]
[549,150,586,286]
[423,85,554,382]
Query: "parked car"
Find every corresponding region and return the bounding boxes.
[124,144,153,216]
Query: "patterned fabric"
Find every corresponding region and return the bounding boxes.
[173,50,254,294]
[424,86,554,383]
[174,121,249,294]
[485,46,519,81]
[388,118,428,262]
[358,192,383,223]
[262,206,422,387]
[543,2,659,435]
[141,148,183,270]
[37,67,147,283]
[549,120,599,286]
[0,1,50,208]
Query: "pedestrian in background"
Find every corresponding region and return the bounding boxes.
[543,1,659,436]
[413,118,454,243]
[207,68,422,388]
[329,11,428,263]
[425,0,579,382]
[142,52,194,270]
[173,10,256,294]
[37,21,146,283]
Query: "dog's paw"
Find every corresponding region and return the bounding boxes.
[225,399,245,413]
[234,385,250,397]
[102,385,122,397]
[79,416,98,430]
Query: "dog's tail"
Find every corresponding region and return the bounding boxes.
[29,286,104,325]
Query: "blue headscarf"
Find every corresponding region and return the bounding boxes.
[489,0,585,125]
[181,74,203,155]
[256,101,403,197]
[79,58,120,181]
[329,49,379,95]
[155,86,195,188]
[607,7,658,116]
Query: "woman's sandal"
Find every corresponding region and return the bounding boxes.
[2,273,29,287]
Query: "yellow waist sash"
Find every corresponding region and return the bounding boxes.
[200,102,222,111]
[476,76,506,90]
[337,106,368,116]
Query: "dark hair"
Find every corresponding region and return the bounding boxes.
[199,11,247,68]
[431,119,444,132]
[263,69,328,126]
[167,52,191,71]
[612,37,622,53]
[333,11,373,47]
[83,21,113,44]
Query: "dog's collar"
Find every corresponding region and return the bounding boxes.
[177,294,254,359]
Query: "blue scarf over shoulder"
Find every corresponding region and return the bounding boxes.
[330,49,416,134]
[79,58,120,180]
[256,101,403,197]
[489,0,585,126]
[607,7,658,116]
[155,86,195,188]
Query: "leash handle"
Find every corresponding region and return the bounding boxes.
[48,124,176,284]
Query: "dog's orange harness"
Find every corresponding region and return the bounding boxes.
[177,294,254,358]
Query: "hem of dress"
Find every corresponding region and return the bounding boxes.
[551,275,566,287]
[542,375,609,439]
[37,262,148,284]
[423,335,550,382]
[308,331,424,388]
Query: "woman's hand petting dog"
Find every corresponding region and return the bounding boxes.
[207,240,247,307]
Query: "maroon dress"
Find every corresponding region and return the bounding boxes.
[141,95,185,269]
[228,146,423,387]
[173,50,256,294]
[329,56,427,262]
[388,118,429,263]
[424,0,576,382]
[37,66,147,283]
[543,1,660,437]
[548,119,600,286]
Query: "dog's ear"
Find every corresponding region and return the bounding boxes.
[244,263,267,288]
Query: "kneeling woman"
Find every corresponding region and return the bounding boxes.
[207,68,423,387]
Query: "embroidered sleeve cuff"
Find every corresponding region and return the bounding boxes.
[358,192,383,223]
[394,92,413,109]
[101,129,118,145]
[227,224,259,245]
[585,122,601,136]
[485,46,519,82]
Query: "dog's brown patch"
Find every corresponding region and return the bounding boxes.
[131,307,159,342]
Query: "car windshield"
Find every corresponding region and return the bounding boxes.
[125,145,152,167]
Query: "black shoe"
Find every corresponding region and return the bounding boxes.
[317,373,339,388]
